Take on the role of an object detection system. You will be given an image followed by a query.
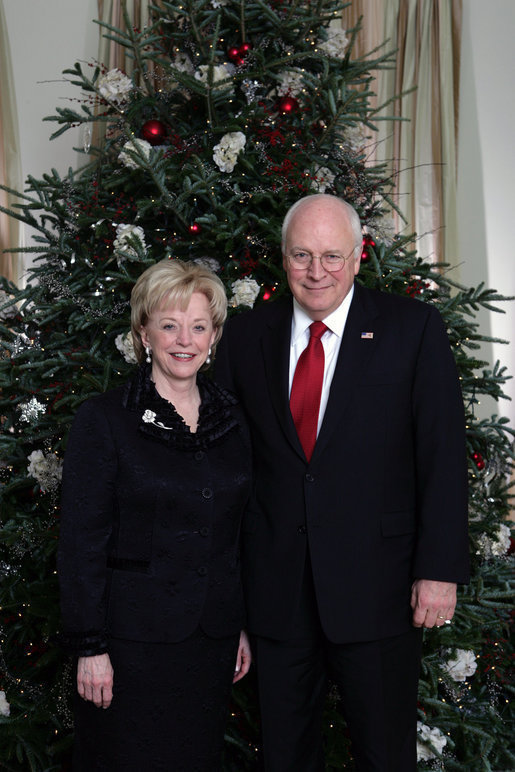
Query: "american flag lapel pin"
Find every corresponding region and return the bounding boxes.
[361,332,374,339]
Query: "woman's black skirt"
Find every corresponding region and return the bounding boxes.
[72,629,240,771]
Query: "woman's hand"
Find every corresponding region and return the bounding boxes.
[233,630,252,683]
[77,653,114,709]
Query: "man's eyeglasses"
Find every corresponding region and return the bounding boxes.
[286,246,359,272]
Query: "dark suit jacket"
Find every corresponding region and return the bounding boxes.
[58,367,251,656]
[215,282,469,643]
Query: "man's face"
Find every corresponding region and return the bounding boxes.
[282,199,361,320]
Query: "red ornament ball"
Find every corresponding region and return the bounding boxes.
[189,222,202,236]
[140,119,167,146]
[472,451,485,470]
[238,42,252,56]
[276,96,299,114]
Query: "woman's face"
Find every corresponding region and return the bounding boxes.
[140,292,216,387]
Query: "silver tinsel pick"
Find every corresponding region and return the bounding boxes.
[241,79,261,104]
[12,333,33,356]
[19,397,46,423]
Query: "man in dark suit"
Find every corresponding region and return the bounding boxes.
[216,194,469,771]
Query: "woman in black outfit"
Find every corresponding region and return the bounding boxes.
[58,259,252,771]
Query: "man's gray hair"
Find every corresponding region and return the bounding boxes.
[281,194,362,258]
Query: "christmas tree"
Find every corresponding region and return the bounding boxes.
[0,1,513,769]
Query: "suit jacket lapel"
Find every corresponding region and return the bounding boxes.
[313,283,379,462]
[261,299,306,458]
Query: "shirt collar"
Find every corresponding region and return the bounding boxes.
[291,284,355,344]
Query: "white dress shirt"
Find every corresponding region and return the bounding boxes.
[288,285,355,436]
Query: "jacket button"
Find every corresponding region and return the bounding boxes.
[305,473,315,482]
[199,527,209,537]
[202,487,213,499]
[297,525,306,535]
[195,450,204,461]
[197,566,208,576]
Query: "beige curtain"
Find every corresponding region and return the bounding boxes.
[342,0,462,264]
[93,1,164,148]
[0,0,22,286]
[97,0,152,77]
[97,0,166,81]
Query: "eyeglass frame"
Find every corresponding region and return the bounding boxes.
[284,244,361,272]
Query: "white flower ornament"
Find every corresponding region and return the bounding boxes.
[213,132,246,173]
[115,332,138,364]
[195,64,234,91]
[417,721,447,761]
[97,68,133,105]
[477,523,511,558]
[317,22,349,59]
[0,690,10,716]
[443,648,478,682]
[27,449,63,493]
[230,278,260,308]
[310,166,335,193]
[277,69,305,97]
[118,138,152,170]
[113,224,147,261]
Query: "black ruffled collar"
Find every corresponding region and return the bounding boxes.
[122,364,239,450]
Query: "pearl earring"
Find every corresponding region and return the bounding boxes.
[145,346,152,364]
[205,347,212,366]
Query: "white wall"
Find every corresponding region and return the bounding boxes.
[3,0,98,184]
[3,0,515,425]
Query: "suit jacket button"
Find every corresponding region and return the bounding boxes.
[200,527,209,537]
[195,450,205,461]
[305,473,315,482]
[202,487,213,499]
[297,525,306,535]
[197,566,208,576]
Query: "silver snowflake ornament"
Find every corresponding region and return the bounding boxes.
[19,397,46,423]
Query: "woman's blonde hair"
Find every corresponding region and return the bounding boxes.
[130,259,227,363]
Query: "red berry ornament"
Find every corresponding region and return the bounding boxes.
[472,451,485,470]
[361,234,376,262]
[227,42,252,66]
[227,46,242,64]
[189,223,202,236]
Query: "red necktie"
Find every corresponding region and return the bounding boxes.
[290,321,328,461]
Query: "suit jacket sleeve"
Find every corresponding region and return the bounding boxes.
[411,305,469,583]
[57,397,118,655]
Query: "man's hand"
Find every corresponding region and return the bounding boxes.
[411,579,457,628]
[77,653,114,708]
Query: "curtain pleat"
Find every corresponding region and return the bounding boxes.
[97,0,156,79]
[342,0,462,264]
[93,0,162,149]
[438,0,460,264]
[0,0,22,285]
[0,1,463,286]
